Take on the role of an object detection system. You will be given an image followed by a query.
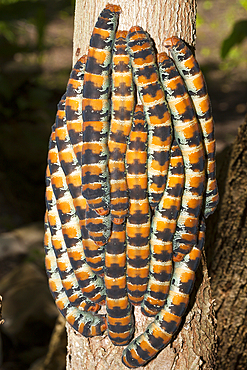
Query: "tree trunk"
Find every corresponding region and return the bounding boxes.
[205,116,247,370]
[66,0,218,369]
[72,0,197,65]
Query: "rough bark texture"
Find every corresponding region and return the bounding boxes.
[72,0,197,65]
[66,0,218,369]
[205,117,247,370]
[66,259,217,370]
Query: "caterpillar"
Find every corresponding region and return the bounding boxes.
[164,37,219,218]
[47,125,105,304]
[127,26,172,210]
[125,105,150,306]
[55,93,105,274]
[108,30,135,224]
[141,140,184,317]
[105,222,134,345]
[44,4,218,366]
[45,173,97,311]
[122,218,206,368]
[158,52,205,262]
[82,4,121,217]
[44,212,107,337]
[65,55,87,166]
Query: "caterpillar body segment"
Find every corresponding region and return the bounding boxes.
[127,26,172,210]
[82,5,121,216]
[105,222,134,345]
[126,105,150,305]
[122,218,206,368]
[65,55,87,166]
[55,92,86,228]
[158,52,205,262]
[85,202,111,247]
[46,163,104,304]
[45,208,99,312]
[44,216,107,337]
[109,30,135,224]
[55,94,105,274]
[47,128,105,304]
[142,140,184,316]
[45,176,94,311]
[164,37,219,218]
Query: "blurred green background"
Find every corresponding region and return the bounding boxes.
[0,0,75,232]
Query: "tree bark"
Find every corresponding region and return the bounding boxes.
[72,0,197,66]
[205,116,247,370]
[67,0,218,369]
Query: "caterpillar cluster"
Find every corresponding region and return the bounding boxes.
[44,4,219,368]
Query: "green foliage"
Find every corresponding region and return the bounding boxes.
[0,0,74,231]
[0,0,74,56]
[239,0,247,11]
[0,0,73,119]
[203,1,213,10]
[221,20,247,58]
[196,14,204,28]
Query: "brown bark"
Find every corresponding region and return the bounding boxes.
[66,0,217,369]
[205,117,247,370]
[66,262,217,370]
[72,0,197,65]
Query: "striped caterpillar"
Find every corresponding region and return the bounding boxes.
[122,218,206,368]
[126,26,172,210]
[44,4,219,368]
[141,140,184,317]
[82,4,121,218]
[108,30,135,225]
[126,105,150,306]
[164,37,219,218]
[158,52,206,262]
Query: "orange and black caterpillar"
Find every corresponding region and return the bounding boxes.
[127,26,172,210]
[108,30,135,224]
[44,4,219,367]
[44,212,107,337]
[65,55,87,166]
[158,52,205,262]
[164,37,219,218]
[55,93,105,274]
[122,218,206,368]
[105,222,134,345]
[141,140,184,317]
[126,105,150,306]
[47,123,105,304]
[82,5,121,217]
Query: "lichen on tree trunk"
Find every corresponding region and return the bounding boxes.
[66,0,218,369]
[205,117,247,370]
